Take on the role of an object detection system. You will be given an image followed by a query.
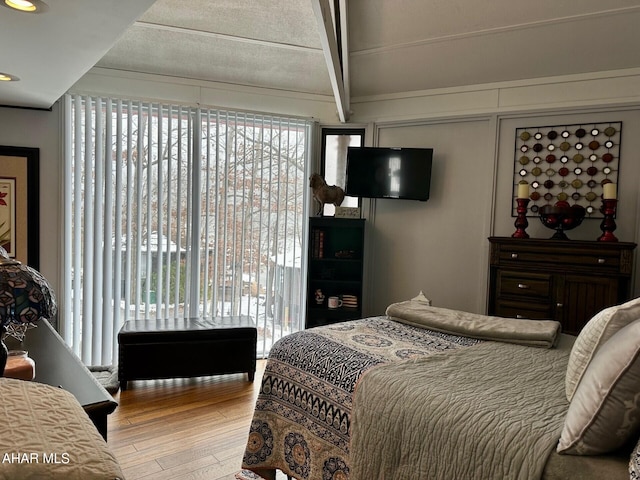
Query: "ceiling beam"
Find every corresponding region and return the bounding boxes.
[338,0,350,107]
[311,0,350,123]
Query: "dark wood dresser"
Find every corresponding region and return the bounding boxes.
[488,236,636,335]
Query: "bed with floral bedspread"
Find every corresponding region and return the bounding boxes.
[242,315,479,479]
[241,299,636,480]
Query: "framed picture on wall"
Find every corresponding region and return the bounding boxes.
[512,121,622,218]
[0,145,40,269]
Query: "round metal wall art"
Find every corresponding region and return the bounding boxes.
[513,121,622,218]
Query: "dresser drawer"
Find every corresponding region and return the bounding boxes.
[497,271,552,300]
[494,299,552,320]
[497,248,621,273]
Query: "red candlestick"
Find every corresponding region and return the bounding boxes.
[598,198,618,242]
[512,198,530,239]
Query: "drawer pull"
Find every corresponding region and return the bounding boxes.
[516,314,525,319]
[598,258,606,264]
[511,253,518,259]
[557,303,563,308]
[517,283,529,289]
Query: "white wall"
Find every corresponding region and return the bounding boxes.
[0,104,62,316]
[352,70,640,316]
[361,107,640,317]
[71,67,340,124]
[350,68,640,124]
[1,68,640,329]
[365,118,495,315]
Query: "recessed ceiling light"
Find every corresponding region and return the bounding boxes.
[2,0,48,13]
[0,72,20,82]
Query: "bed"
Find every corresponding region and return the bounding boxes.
[240,294,640,480]
[0,377,124,480]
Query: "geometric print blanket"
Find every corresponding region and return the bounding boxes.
[242,316,480,479]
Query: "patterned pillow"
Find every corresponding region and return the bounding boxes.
[558,318,640,455]
[565,297,640,401]
[631,437,640,479]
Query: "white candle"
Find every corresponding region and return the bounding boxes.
[603,183,617,200]
[517,183,529,199]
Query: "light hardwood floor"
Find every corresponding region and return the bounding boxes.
[107,360,282,480]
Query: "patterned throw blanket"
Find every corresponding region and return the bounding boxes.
[241,316,480,479]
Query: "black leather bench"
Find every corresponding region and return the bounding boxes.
[117,316,257,390]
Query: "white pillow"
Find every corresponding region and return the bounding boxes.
[558,318,640,455]
[565,297,640,401]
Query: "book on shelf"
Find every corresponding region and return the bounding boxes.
[311,228,325,259]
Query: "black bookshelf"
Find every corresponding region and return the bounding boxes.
[306,217,365,328]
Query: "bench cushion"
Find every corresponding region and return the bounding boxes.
[118,317,256,340]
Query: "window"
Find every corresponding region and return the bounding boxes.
[320,128,365,216]
[63,95,314,365]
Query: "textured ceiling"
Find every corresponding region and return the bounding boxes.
[96,0,331,96]
[0,0,156,109]
[2,0,640,112]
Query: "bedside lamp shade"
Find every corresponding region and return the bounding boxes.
[0,249,57,372]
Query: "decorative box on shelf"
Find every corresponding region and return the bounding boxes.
[334,206,361,219]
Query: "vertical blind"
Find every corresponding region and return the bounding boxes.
[63,94,313,365]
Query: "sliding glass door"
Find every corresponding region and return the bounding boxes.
[63,95,314,365]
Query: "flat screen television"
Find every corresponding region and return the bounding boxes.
[345,146,433,201]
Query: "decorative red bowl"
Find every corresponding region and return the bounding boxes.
[539,204,586,240]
